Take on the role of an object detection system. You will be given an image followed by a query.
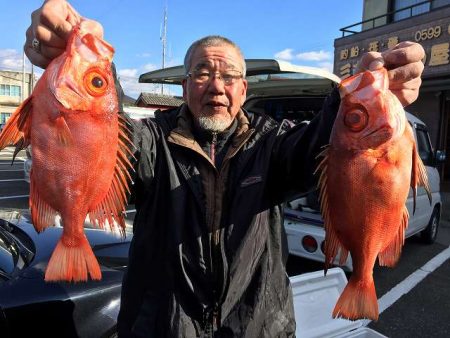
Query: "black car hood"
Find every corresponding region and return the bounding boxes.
[0,209,131,280]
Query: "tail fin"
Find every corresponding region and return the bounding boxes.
[333,275,379,321]
[45,234,101,282]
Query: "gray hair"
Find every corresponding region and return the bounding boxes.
[183,35,246,77]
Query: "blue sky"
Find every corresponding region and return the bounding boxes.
[0,0,363,98]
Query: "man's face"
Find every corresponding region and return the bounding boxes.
[182,44,248,132]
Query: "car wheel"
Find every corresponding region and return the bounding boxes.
[421,207,440,244]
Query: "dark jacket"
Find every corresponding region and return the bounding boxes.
[117,91,340,337]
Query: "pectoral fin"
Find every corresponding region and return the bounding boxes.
[55,115,74,146]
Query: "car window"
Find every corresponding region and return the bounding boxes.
[415,128,433,166]
[244,96,325,123]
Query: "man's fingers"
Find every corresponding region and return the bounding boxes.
[389,76,422,90]
[356,52,383,72]
[66,2,82,26]
[39,1,78,41]
[387,61,424,83]
[24,45,53,69]
[35,24,67,48]
[389,77,422,107]
[391,88,420,107]
[382,41,425,67]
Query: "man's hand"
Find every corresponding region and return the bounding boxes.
[24,0,103,69]
[357,41,425,107]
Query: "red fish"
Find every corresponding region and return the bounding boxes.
[316,68,431,320]
[0,21,133,282]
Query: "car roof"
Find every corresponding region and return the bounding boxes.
[139,59,340,96]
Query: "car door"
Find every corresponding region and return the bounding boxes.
[405,121,435,236]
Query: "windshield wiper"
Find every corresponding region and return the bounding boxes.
[0,222,34,265]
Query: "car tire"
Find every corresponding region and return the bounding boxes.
[421,207,440,244]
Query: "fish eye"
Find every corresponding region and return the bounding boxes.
[91,76,104,88]
[83,69,108,96]
[344,109,368,132]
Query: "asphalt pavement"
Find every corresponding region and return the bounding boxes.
[367,190,450,337]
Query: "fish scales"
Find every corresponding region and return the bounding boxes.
[0,21,134,282]
[316,68,431,321]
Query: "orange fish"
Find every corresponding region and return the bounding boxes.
[316,68,430,321]
[0,22,133,282]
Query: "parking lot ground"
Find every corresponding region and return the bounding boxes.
[368,189,450,337]
[368,259,450,337]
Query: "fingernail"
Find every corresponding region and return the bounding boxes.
[369,59,384,70]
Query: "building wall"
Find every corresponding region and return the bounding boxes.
[0,70,34,124]
[362,0,390,29]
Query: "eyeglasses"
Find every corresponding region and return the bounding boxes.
[187,69,243,86]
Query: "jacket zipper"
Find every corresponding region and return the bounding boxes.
[210,131,221,333]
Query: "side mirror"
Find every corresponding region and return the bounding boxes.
[434,150,446,164]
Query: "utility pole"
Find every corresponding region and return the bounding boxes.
[22,52,25,102]
[160,4,167,95]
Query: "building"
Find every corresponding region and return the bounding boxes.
[0,70,35,125]
[334,0,450,184]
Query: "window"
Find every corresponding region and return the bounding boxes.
[393,0,430,21]
[0,113,11,124]
[0,84,21,97]
[415,128,433,165]
[431,0,450,9]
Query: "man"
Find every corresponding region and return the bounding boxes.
[26,1,425,337]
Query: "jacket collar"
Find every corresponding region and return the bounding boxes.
[167,103,252,158]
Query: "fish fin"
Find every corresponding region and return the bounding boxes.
[378,207,409,267]
[411,142,432,208]
[315,146,347,274]
[45,234,101,282]
[55,115,74,146]
[0,96,33,157]
[338,247,349,266]
[333,275,379,321]
[88,114,135,235]
[29,174,57,232]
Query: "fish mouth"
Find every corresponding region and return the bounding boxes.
[360,125,393,147]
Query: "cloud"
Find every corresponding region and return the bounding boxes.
[118,76,162,99]
[118,68,138,78]
[0,49,32,72]
[142,63,158,72]
[317,62,334,73]
[136,52,152,58]
[274,48,294,61]
[117,66,181,98]
[295,50,332,62]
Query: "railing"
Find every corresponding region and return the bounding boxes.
[340,0,450,37]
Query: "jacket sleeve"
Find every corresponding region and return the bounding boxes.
[267,87,340,204]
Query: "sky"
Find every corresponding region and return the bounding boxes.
[0,0,363,98]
